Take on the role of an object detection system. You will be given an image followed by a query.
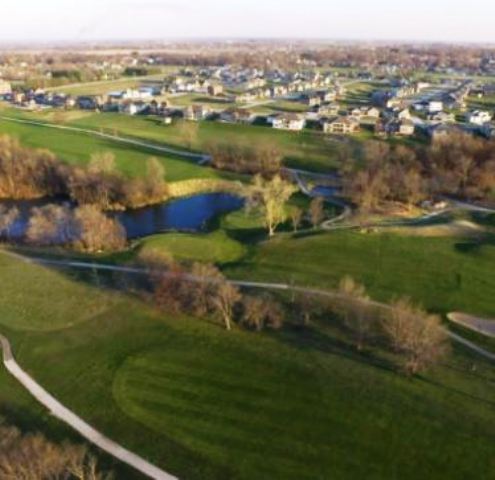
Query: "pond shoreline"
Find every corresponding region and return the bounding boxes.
[0,192,245,241]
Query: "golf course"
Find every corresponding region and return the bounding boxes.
[0,109,494,480]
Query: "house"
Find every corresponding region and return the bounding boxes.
[271,113,306,131]
[428,111,455,124]
[220,108,253,124]
[314,103,340,117]
[300,92,321,107]
[322,116,360,134]
[208,84,224,96]
[0,80,12,96]
[428,101,443,113]
[466,110,492,125]
[361,107,380,119]
[77,96,103,110]
[184,104,211,121]
[120,101,149,115]
[398,119,415,136]
[317,90,336,103]
[397,108,411,120]
[232,92,257,104]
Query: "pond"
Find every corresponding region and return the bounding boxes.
[0,193,244,241]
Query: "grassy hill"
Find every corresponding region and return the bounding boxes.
[1,249,494,480]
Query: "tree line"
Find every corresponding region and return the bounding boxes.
[131,253,448,376]
[204,140,283,176]
[0,135,168,210]
[341,132,495,212]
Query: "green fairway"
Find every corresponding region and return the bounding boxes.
[12,111,344,174]
[227,230,495,317]
[136,230,246,264]
[0,252,118,331]
[0,116,220,181]
[70,114,343,173]
[1,250,494,480]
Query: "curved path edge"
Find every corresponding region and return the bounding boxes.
[447,312,495,339]
[0,333,178,480]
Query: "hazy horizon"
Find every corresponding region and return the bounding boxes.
[1,0,494,44]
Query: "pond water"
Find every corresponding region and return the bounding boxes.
[0,193,244,241]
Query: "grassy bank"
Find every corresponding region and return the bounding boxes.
[1,250,494,480]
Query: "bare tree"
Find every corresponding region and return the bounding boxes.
[0,205,19,239]
[337,275,372,351]
[249,174,298,236]
[177,120,199,150]
[190,262,224,316]
[72,205,126,252]
[289,206,303,232]
[88,152,116,175]
[211,281,241,330]
[27,204,74,246]
[309,197,325,229]
[0,424,112,480]
[241,294,284,331]
[382,297,449,375]
[144,157,168,202]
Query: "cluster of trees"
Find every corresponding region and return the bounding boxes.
[0,135,169,209]
[289,197,326,232]
[331,276,449,375]
[341,133,495,212]
[140,254,284,332]
[204,140,283,176]
[428,132,495,199]
[0,423,111,479]
[139,251,448,375]
[27,204,126,252]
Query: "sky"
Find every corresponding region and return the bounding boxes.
[0,0,494,44]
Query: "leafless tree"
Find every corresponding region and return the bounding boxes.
[382,297,450,375]
[289,206,303,232]
[0,424,112,480]
[249,174,298,236]
[337,275,373,351]
[0,205,19,239]
[309,197,325,229]
[72,205,126,252]
[211,281,241,331]
[177,120,199,150]
[26,204,75,246]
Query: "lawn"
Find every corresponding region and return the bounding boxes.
[46,73,167,96]
[227,230,495,317]
[1,249,494,480]
[0,116,222,181]
[70,114,344,173]
[136,230,246,264]
[1,107,346,174]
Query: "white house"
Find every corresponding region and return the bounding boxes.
[466,110,492,126]
[428,101,443,113]
[271,113,306,131]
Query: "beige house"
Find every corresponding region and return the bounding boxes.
[184,104,211,121]
[207,84,224,96]
[323,116,360,134]
[398,119,415,136]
